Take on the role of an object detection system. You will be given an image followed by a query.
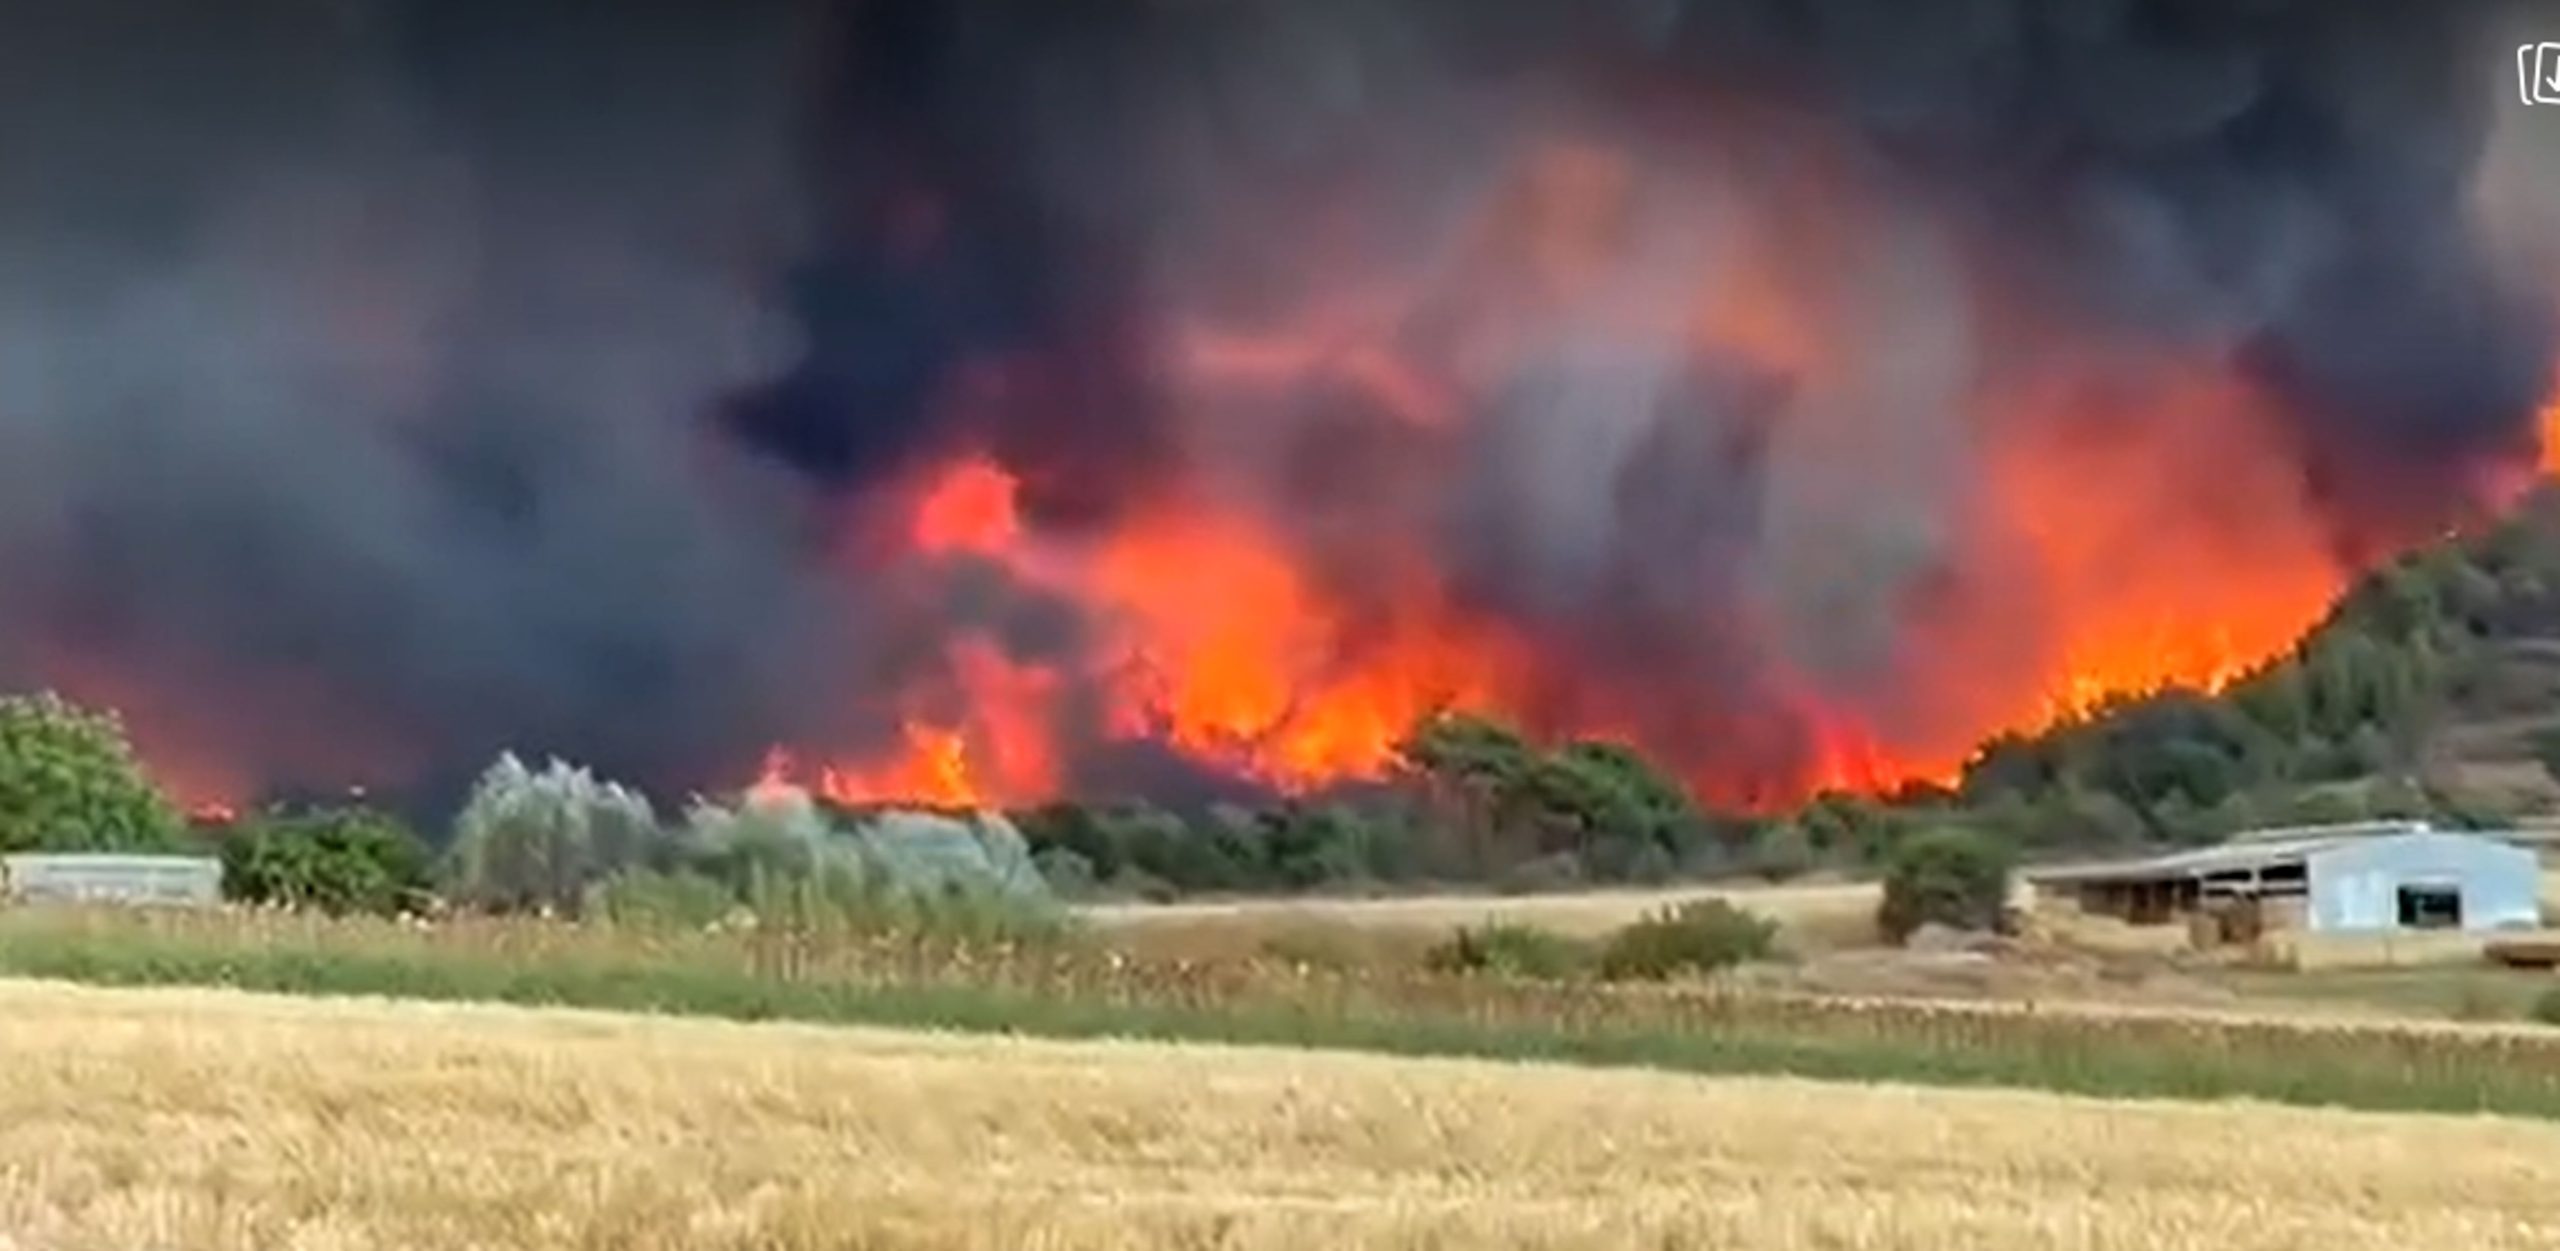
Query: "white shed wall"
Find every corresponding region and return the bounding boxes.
[2304,832,2538,933]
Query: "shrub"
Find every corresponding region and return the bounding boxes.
[0,691,182,853]
[446,754,661,916]
[1259,803,1402,890]
[1108,867,1179,903]
[1877,827,2015,943]
[1491,852,1584,896]
[670,785,1066,942]
[590,869,740,929]
[858,808,1051,904]
[1747,820,1816,882]
[1032,846,1100,898]
[1585,834,1678,885]
[1596,899,1776,981]
[1423,922,1591,980]
[220,805,432,916]
[1256,922,1387,974]
[1012,802,1131,881]
[2532,986,2560,1028]
[680,784,834,884]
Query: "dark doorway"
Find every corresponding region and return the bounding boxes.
[2396,884,2463,930]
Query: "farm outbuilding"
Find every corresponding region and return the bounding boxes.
[0,853,224,908]
[2027,822,2539,943]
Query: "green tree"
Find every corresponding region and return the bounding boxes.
[1012,802,1131,881]
[1877,827,2015,942]
[1259,802,1408,890]
[1796,792,1908,864]
[1397,711,1537,787]
[1546,740,1705,878]
[1086,802,1244,893]
[220,805,432,916]
[1396,712,1539,870]
[0,691,181,853]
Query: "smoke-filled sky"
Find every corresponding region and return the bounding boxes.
[3,0,2557,812]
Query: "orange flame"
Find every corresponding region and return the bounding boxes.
[768,633,1064,809]
[1087,504,1522,788]
[1981,367,2346,725]
[2541,393,2560,479]
[910,457,1022,557]
[756,135,2537,812]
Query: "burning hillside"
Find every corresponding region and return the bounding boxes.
[1,2,2556,814]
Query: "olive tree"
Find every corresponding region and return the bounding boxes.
[445,753,659,915]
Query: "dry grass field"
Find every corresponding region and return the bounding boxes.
[1082,879,1879,936]
[1086,879,1882,965]
[5,980,2560,1250]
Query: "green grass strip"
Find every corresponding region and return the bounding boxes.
[5,926,2557,1121]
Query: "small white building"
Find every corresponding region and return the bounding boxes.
[2028,823,2540,938]
[0,853,224,907]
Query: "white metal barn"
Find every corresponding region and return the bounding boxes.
[2028,822,2539,937]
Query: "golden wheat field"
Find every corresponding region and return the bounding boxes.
[4,981,2560,1251]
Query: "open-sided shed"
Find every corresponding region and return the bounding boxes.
[2027,824,2538,938]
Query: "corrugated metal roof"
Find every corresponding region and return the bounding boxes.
[2027,835,2359,885]
[2225,819,2432,845]
[2026,820,2543,886]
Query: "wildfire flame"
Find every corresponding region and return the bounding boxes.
[4,15,2547,833]
[764,137,2407,813]
[787,421,2347,811]
[2542,395,2560,480]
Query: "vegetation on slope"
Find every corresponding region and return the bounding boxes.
[1951,486,2560,848]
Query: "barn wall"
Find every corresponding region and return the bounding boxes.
[0,854,224,907]
[2304,833,2539,933]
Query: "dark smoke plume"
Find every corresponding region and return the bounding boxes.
[0,0,2548,808]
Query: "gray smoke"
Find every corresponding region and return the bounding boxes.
[0,3,875,802]
[0,0,2549,806]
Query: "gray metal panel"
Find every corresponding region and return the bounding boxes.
[1,853,224,907]
[2303,833,2540,933]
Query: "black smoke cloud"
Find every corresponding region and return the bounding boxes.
[0,0,2548,808]
[0,2,857,805]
